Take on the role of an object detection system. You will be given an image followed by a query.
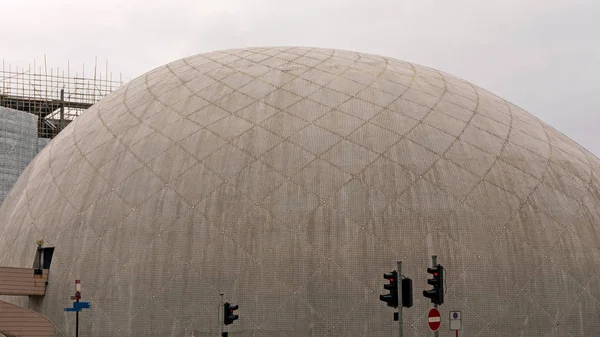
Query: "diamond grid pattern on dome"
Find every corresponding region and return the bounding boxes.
[0,46,599,337]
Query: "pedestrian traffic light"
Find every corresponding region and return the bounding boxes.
[223,302,239,325]
[379,271,398,308]
[401,277,413,308]
[423,264,443,305]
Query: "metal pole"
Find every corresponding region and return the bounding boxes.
[75,279,80,337]
[397,260,403,337]
[60,88,65,131]
[432,255,438,337]
[220,293,224,337]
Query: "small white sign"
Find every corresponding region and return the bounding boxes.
[449,311,462,331]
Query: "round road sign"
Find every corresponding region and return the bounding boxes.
[428,308,441,331]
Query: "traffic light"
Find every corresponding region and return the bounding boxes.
[223,302,239,325]
[401,277,413,308]
[423,264,444,305]
[379,271,398,308]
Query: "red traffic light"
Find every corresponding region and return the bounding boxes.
[423,264,444,305]
[224,302,239,325]
[380,270,399,308]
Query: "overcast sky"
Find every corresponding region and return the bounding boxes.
[2,0,599,156]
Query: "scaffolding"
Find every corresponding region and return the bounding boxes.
[0,57,123,139]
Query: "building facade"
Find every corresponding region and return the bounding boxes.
[0,47,599,337]
[0,107,49,204]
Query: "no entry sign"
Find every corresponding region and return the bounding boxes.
[428,308,441,331]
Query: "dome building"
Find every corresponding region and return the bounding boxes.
[0,47,599,337]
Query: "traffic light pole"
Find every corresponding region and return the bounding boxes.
[219,293,224,337]
[432,255,438,337]
[75,280,81,337]
[397,260,403,337]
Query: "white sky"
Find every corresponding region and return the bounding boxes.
[2,0,599,156]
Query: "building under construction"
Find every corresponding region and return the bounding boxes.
[0,60,122,203]
[1,60,122,138]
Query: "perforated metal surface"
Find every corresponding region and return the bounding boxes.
[1,47,599,337]
[0,107,39,204]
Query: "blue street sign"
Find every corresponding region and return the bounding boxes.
[74,302,91,310]
[64,301,91,312]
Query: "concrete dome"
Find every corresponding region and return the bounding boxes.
[1,47,599,337]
